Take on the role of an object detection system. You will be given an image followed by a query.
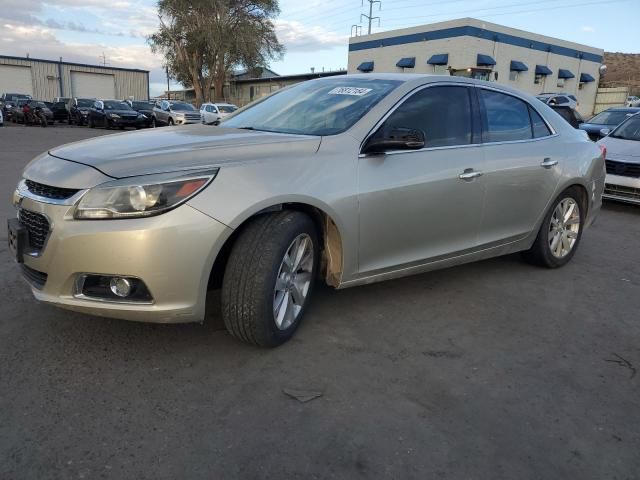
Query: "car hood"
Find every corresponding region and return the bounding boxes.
[105,109,138,115]
[598,136,640,163]
[48,125,321,178]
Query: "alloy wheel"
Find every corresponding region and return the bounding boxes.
[273,233,314,330]
[548,197,580,258]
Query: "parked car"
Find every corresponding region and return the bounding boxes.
[597,113,640,205]
[87,99,146,129]
[579,107,640,140]
[1,93,31,121]
[200,102,238,125]
[68,98,96,126]
[626,96,640,107]
[0,109,3,127]
[12,100,54,125]
[549,105,584,129]
[46,101,70,123]
[127,100,154,127]
[536,93,578,110]
[152,100,201,127]
[9,75,604,347]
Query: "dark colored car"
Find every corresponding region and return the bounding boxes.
[88,99,146,129]
[1,93,32,120]
[127,100,154,127]
[579,107,640,140]
[46,101,70,123]
[549,105,584,129]
[13,100,54,125]
[69,98,96,126]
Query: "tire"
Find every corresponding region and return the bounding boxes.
[104,117,110,129]
[221,211,319,347]
[88,116,94,128]
[523,187,585,268]
[168,118,174,126]
[151,117,157,128]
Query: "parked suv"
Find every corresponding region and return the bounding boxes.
[152,100,201,127]
[200,103,238,125]
[536,93,578,110]
[68,98,96,126]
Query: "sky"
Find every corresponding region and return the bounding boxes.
[1,0,638,96]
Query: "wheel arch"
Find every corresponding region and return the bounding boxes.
[207,201,345,291]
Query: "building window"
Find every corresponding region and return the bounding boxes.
[433,64,448,74]
[557,78,565,88]
[509,71,518,81]
[578,83,584,90]
[534,74,543,85]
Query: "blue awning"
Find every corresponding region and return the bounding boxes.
[558,69,575,79]
[357,61,374,72]
[509,60,528,72]
[535,65,553,75]
[477,54,496,66]
[427,53,449,65]
[580,73,595,83]
[396,57,416,68]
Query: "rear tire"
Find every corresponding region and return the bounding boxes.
[168,118,174,126]
[221,211,319,347]
[88,116,95,128]
[523,187,585,268]
[151,117,157,128]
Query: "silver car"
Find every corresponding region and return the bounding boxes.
[598,113,640,204]
[9,74,605,347]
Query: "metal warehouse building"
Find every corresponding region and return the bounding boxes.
[0,55,149,101]
[348,18,604,114]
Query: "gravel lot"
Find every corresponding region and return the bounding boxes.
[1,124,639,480]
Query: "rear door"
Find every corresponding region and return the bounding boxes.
[476,87,562,245]
[357,84,487,275]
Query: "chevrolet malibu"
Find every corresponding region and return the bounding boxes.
[9,74,605,347]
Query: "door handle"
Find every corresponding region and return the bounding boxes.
[459,169,483,181]
[541,158,558,168]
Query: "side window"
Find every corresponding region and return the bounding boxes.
[529,107,552,137]
[480,89,532,142]
[382,86,473,148]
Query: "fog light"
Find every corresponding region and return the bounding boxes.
[110,277,132,297]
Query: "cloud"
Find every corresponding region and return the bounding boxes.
[275,19,347,52]
[580,25,595,33]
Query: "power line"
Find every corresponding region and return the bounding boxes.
[361,0,382,34]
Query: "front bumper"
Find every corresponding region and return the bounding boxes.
[603,174,640,205]
[12,195,233,323]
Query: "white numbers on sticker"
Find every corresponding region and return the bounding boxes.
[328,87,372,96]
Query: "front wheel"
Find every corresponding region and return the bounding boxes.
[168,118,174,126]
[523,187,584,268]
[88,116,95,128]
[221,211,319,347]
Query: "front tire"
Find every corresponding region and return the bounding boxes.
[523,187,585,268]
[221,211,319,347]
[88,116,95,128]
[168,118,174,126]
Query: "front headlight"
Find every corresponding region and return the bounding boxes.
[110,113,121,119]
[139,113,148,119]
[74,169,218,219]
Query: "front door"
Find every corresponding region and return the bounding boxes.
[357,85,487,276]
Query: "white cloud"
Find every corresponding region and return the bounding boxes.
[275,19,347,52]
[580,25,595,33]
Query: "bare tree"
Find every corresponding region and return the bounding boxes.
[149,0,284,105]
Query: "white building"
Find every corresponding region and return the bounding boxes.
[348,18,603,114]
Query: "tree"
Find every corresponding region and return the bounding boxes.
[149,0,284,105]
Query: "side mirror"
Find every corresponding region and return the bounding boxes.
[599,128,610,138]
[363,127,426,154]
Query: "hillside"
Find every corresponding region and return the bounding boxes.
[603,52,640,93]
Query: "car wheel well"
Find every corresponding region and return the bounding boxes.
[207,203,343,291]
[566,183,589,217]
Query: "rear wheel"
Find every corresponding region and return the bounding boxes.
[104,117,110,129]
[88,116,94,128]
[221,211,319,347]
[168,118,174,126]
[151,117,157,128]
[523,187,584,268]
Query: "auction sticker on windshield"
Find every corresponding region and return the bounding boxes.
[328,87,372,96]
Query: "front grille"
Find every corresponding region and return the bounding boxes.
[184,113,201,121]
[604,183,640,201]
[605,160,640,178]
[25,179,79,200]
[21,264,48,289]
[18,209,50,251]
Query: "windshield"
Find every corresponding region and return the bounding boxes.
[170,102,196,112]
[217,105,237,113]
[104,101,131,110]
[611,115,640,141]
[589,111,634,126]
[132,102,152,110]
[77,99,94,108]
[223,77,402,135]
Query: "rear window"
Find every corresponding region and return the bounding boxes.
[480,89,533,142]
[589,111,633,126]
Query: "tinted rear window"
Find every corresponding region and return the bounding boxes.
[480,89,532,142]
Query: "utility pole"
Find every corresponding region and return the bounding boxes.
[99,52,108,66]
[350,24,362,37]
[360,0,381,35]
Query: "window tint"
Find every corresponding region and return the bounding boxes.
[480,89,532,142]
[529,107,552,137]
[382,86,472,147]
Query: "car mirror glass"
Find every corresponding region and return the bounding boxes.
[364,127,426,154]
[599,128,610,137]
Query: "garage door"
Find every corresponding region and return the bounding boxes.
[0,65,34,96]
[70,71,115,98]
